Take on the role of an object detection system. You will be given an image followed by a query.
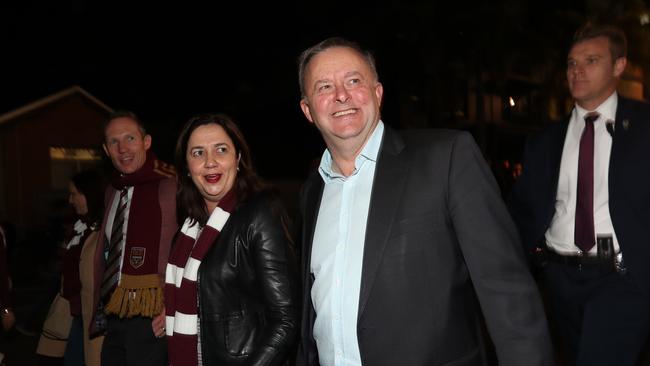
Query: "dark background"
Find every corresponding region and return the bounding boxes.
[3,0,649,182]
[1,1,650,365]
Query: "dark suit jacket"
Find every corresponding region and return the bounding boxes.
[508,96,650,295]
[297,127,553,366]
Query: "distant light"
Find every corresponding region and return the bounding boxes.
[509,97,516,107]
[641,13,650,26]
[50,147,102,161]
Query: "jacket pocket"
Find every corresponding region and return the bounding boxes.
[439,346,480,366]
[225,312,263,356]
[388,212,436,240]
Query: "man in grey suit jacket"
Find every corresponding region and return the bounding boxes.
[295,37,553,366]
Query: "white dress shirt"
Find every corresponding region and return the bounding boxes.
[310,122,384,366]
[546,92,620,255]
[104,186,133,283]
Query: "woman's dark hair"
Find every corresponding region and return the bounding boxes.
[71,169,105,225]
[175,113,265,225]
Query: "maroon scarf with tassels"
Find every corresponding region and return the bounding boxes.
[164,190,237,366]
[104,150,175,318]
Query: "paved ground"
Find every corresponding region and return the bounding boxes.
[3,233,61,366]
[3,331,40,365]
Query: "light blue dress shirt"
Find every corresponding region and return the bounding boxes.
[310,121,384,366]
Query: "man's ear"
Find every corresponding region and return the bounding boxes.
[144,134,152,150]
[102,143,109,156]
[375,82,384,107]
[300,98,314,124]
[613,57,627,78]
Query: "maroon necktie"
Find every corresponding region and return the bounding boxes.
[575,112,599,252]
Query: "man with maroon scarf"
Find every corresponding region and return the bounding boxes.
[89,111,177,366]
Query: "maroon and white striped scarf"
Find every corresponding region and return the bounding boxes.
[164,191,237,366]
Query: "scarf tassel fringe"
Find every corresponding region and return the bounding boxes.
[104,274,163,318]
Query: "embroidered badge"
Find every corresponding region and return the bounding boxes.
[130,247,146,269]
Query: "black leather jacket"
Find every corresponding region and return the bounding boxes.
[198,193,298,365]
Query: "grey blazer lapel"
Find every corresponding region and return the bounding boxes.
[301,173,324,279]
[358,127,408,319]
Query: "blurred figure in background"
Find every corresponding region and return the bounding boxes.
[0,223,15,366]
[71,170,106,366]
[37,170,104,366]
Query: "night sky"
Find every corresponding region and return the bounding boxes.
[2,1,649,181]
[1,1,388,180]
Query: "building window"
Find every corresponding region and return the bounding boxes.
[49,147,102,190]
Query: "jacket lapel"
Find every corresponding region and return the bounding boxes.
[614,95,633,133]
[299,172,323,363]
[358,127,408,319]
[609,95,633,189]
[301,173,324,278]
[549,118,570,195]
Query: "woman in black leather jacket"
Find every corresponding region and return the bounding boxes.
[164,113,298,366]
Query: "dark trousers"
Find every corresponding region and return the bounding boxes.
[543,261,650,366]
[101,316,167,366]
[64,316,84,366]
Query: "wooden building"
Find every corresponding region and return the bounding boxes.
[0,86,112,237]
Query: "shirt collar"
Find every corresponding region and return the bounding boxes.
[574,91,618,124]
[318,121,385,182]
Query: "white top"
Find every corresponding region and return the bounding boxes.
[310,122,384,366]
[545,92,620,255]
[104,186,133,283]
